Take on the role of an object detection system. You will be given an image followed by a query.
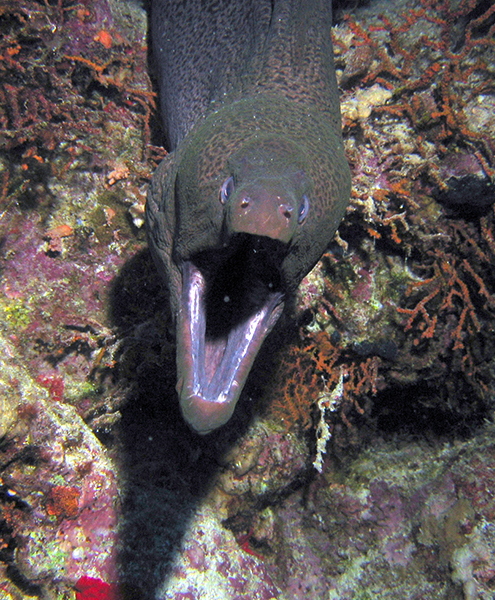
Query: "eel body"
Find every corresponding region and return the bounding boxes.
[146,0,351,434]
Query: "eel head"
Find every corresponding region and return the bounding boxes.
[176,138,311,433]
[146,99,351,434]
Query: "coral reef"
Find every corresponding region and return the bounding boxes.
[0,336,119,598]
[262,424,495,600]
[0,0,160,434]
[267,0,495,445]
[0,0,494,598]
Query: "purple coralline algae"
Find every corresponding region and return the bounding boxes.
[0,336,120,598]
[155,506,281,600]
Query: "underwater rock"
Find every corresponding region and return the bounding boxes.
[264,424,495,600]
[155,505,281,600]
[0,336,119,597]
[352,338,398,361]
[341,83,393,121]
[216,420,310,499]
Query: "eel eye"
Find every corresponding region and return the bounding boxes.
[298,195,310,224]
[220,176,234,204]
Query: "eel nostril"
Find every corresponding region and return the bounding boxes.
[240,197,250,209]
[280,204,293,220]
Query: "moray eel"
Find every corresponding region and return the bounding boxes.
[146,0,351,434]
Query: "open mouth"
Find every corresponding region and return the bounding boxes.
[176,235,286,434]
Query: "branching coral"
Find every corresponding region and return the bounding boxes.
[267,0,495,439]
[342,0,495,170]
[0,0,159,214]
[268,331,380,438]
[395,208,495,407]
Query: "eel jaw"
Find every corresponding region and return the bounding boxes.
[176,259,284,435]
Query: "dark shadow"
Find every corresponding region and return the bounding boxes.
[102,1,265,591]
[107,249,265,597]
[370,381,492,442]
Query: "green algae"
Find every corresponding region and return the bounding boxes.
[64,380,101,405]
[1,298,33,330]
[25,530,71,575]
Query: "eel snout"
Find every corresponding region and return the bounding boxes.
[176,237,285,434]
[228,183,308,244]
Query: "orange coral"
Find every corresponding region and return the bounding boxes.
[45,485,80,520]
[343,0,495,168]
[268,332,380,433]
[396,203,495,398]
[398,250,483,351]
[267,344,321,431]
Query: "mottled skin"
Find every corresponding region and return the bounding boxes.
[146,0,351,433]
